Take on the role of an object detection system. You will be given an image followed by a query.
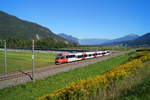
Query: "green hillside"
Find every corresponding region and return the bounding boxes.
[0,11,59,40]
[0,11,74,49]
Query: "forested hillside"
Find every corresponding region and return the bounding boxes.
[0,11,75,49]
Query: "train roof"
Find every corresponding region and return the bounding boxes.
[57,51,108,56]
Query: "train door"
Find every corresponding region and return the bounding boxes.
[67,55,76,62]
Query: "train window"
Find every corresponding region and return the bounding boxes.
[72,55,75,57]
[70,55,73,58]
[78,55,83,58]
[89,54,92,56]
[84,55,87,57]
[66,55,75,58]
[66,56,69,58]
[61,57,65,59]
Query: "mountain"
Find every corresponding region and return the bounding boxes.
[58,33,79,44]
[103,33,150,47]
[0,11,73,49]
[79,34,139,45]
[0,11,63,40]
[103,33,139,45]
[79,39,110,45]
[127,33,150,46]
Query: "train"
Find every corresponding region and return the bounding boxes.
[55,50,110,64]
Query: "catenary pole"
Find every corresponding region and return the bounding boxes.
[32,40,35,81]
[4,40,7,74]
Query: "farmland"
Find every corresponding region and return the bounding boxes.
[0,53,130,100]
[0,50,57,73]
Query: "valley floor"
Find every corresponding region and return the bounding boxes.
[0,51,130,100]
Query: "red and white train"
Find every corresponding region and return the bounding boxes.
[55,50,110,64]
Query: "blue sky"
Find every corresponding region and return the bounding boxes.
[0,0,150,39]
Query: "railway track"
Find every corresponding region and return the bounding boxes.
[0,58,102,81]
[0,71,31,81]
[0,51,131,89]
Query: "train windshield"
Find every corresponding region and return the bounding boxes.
[56,56,65,59]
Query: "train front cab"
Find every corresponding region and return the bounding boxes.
[55,56,68,64]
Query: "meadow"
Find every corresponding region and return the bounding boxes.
[0,50,57,74]
[0,53,130,100]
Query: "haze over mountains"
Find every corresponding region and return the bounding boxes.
[79,39,110,45]
[79,33,139,45]
[59,33,140,45]
[103,34,139,45]
[56,32,150,46]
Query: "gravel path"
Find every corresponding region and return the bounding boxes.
[0,51,131,89]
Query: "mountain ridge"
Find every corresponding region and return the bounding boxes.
[104,33,150,47]
[102,33,139,45]
[0,11,74,49]
[58,33,79,44]
[79,33,139,45]
[127,33,150,46]
[0,10,62,40]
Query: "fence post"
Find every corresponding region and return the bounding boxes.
[4,40,7,74]
[32,40,35,81]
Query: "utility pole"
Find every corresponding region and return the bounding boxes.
[32,40,35,81]
[4,40,7,74]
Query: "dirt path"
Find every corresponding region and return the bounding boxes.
[0,51,131,89]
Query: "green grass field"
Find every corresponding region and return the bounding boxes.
[0,50,57,73]
[0,53,130,100]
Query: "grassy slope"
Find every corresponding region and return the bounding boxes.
[120,65,150,100]
[123,77,150,100]
[0,53,130,100]
[0,51,56,73]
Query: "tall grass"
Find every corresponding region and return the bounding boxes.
[118,62,150,100]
